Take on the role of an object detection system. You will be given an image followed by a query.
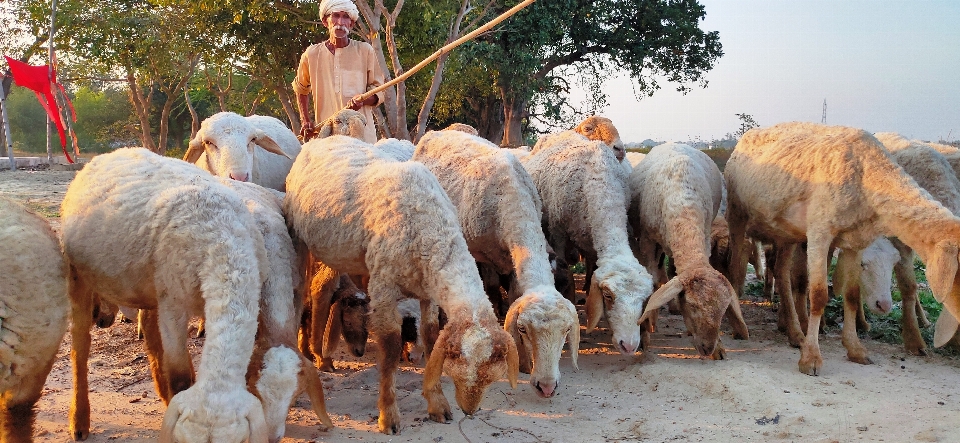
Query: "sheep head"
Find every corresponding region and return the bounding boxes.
[423,317,518,415]
[856,238,898,314]
[253,346,301,443]
[184,112,291,183]
[160,384,268,443]
[637,267,748,359]
[504,287,579,398]
[585,257,653,355]
[316,109,366,140]
[335,286,369,357]
[574,116,625,162]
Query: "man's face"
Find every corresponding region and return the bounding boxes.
[324,11,354,39]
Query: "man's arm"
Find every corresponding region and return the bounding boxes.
[296,92,315,139]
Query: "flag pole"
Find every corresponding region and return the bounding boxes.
[0,85,14,170]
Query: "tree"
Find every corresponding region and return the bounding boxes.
[734,113,759,139]
[467,0,724,146]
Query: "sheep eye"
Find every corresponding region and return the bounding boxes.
[205,141,217,150]
[517,325,527,334]
[602,290,614,302]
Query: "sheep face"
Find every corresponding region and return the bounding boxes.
[858,238,898,314]
[337,291,369,357]
[425,318,519,415]
[586,258,653,355]
[316,109,367,140]
[574,116,625,162]
[505,288,579,398]
[160,385,268,443]
[254,346,301,443]
[184,112,289,183]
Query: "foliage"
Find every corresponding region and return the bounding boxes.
[465,0,723,145]
[734,113,759,138]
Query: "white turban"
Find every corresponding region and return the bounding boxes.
[318,0,359,22]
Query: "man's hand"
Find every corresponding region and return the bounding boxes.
[347,94,364,111]
[299,120,316,142]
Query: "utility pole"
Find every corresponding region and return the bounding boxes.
[821,99,827,124]
[46,0,58,165]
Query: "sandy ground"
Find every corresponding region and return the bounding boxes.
[3,168,960,443]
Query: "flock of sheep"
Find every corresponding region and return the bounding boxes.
[3,109,960,443]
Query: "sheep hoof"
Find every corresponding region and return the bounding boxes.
[847,353,873,365]
[72,428,89,441]
[318,358,336,373]
[798,353,822,376]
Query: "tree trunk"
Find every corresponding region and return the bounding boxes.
[126,71,158,153]
[413,52,450,142]
[275,85,300,133]
[500,89,526,147]
[184,88,199,139]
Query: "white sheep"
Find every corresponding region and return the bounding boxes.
[0,197,69,442]
[415,129,579,398]
[62,147,269,442]
[183,112,299,191]
[573,115,626,162]
[374,137,415,161]
[283,135,519,434]
[843,132,960,354]
[628,143,749,359]
[314,108,367,140]
[625,151,646,168]
[523,133,654,355]
[725,122,960,376]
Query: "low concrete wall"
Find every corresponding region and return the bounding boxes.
[0,156,85,169]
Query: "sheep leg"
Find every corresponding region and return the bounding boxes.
[724,208,751,298]
[420,299,440,359]
[665,252,681,315]
[798,236,831,376]
[298,306,313,361]
[68,267,94,441]
[319,300,342,372]
[891,239,927,355]
[297,354,334,431]
[763,244,776,300]
[791,245,810,332]
[774,244,805,347]
[308,268,336,368]
[140,309,173,403]
[834,248,872,364]
[156,305,195,397]
[368,283,403,434]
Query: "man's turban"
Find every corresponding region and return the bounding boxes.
[318,0,359,22]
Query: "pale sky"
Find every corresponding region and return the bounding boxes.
[592,0,960,144]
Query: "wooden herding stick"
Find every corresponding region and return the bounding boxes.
[351,0,536,107]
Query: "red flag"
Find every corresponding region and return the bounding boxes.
[4,56,74,163]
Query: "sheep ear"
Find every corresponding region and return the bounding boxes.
[317,120,334,139]
[585,279,604,333]
[725,285,750,340]
[926,242,960,324]
[246,396,269,443]
[638,277,683,326]
[159,395,183,443]
[934,308,960,348]
[253,130,292,159]
[183,136,205,163]
[504,329,520,389]
[566,302,580,371]
[349,113,367,139]
[423,330,448,392]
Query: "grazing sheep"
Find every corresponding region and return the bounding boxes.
[183,112,299,191]
[628,143,749,359]
[842,132,960,354]
[725,122,960,376]
[523,135,654,355]
[0,197,69,443]
[62,148,268,442]
[415,129,579,398]
[283,135,519,434]
[298,264,369,372]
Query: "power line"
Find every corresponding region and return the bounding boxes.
[821,99,827,124]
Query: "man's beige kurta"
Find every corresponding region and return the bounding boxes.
[292,39,385,143]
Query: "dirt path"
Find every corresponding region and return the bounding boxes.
[3,169,959,443]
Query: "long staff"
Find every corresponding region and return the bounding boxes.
[350,0,536,108]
